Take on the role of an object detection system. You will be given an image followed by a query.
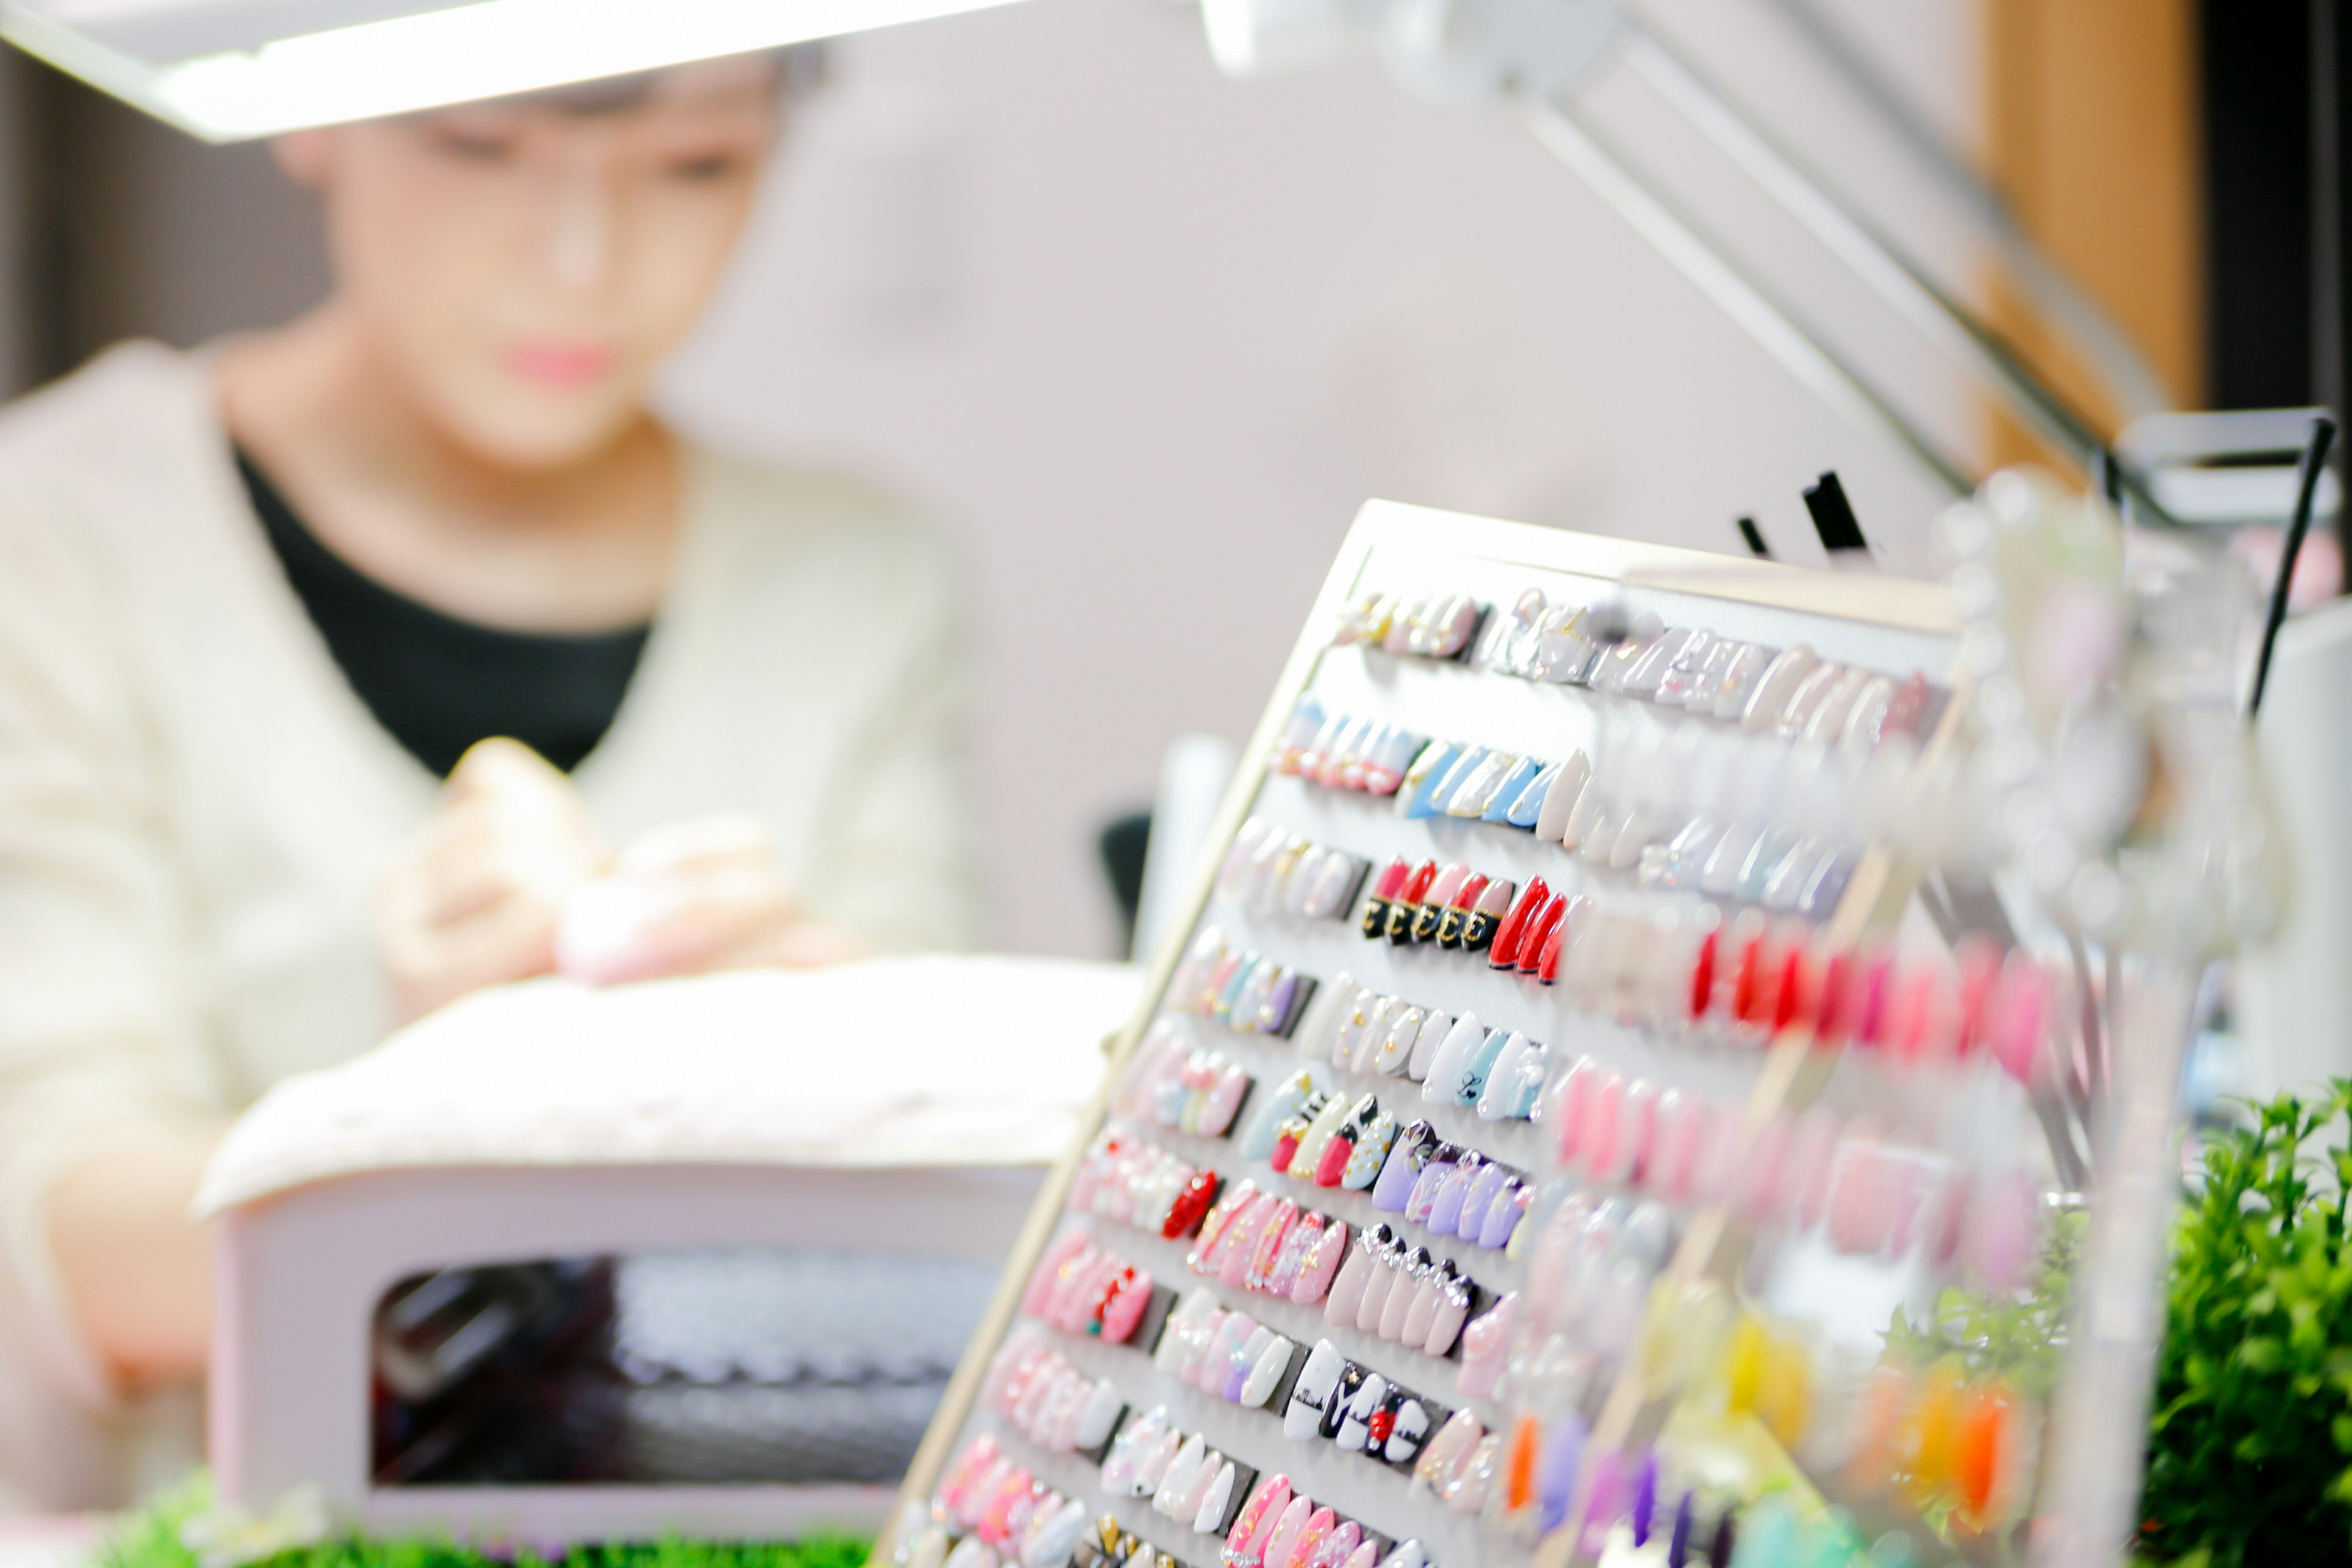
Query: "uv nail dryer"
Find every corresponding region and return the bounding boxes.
[196,956,1134,1546]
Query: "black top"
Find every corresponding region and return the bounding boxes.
[239,448,652,777]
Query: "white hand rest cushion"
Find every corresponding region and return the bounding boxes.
[197,954,1138,1215]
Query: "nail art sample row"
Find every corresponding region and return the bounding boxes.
[921,1433,1098,1568]
[1163,940,1316,1038]
[1235,1076,1537,1243]
[1113,1027,1257,1139]
[1266,703,1423,797]
[1020,1232,1160,1344]
[1282,975,1550,1123]
[1218,819,1371,924]
[1330,591,1485,661]
[1469,589,1942,745]
[1067,1131,1225,1242]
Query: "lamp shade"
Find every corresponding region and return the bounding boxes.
[0,0,1030,140]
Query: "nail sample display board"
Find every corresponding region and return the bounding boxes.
[881,500,2076,1568]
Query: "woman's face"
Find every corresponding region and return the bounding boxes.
[282,61,778,470]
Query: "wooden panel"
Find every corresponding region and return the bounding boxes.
[1983,0,2206,463]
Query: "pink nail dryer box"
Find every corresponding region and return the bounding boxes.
[199,957,1134,1547]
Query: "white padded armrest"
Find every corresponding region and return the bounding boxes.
[197,955,1137,1215]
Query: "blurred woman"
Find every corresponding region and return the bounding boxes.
[0,55,976,1507]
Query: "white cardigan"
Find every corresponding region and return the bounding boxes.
[0,342,981,1510]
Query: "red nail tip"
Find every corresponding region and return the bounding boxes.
[1536,903,1570,984]
[1733,932,1775,1027]
[1517,894,1568,976]
[1690,928,1719,1020]
[1370,856,1411,899]
[1488,877,1551,969]
[1774,942,1811,1031]
[1814,949,1854,1047]
[1164,1169,1221,1238]
[1954,934,2002,1057]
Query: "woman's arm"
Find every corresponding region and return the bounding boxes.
[0,494,228,1415]
[48,1125,224,1386]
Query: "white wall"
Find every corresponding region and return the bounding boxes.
[659,0,1982,959]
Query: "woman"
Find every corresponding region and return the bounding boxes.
[0,55,978,1508]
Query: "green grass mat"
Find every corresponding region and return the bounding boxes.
[97,1478,873,1568]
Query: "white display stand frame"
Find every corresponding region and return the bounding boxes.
[882,500,1985,1568]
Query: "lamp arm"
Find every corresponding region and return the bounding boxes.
[1747,0,2177,424]
[1618,23,2182,529]
[1526,96,1977,501]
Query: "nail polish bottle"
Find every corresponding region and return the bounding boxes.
[1290,1219,1349,1305]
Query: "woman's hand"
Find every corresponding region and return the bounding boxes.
[375,738,610,1025]
[555,813,864,985]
